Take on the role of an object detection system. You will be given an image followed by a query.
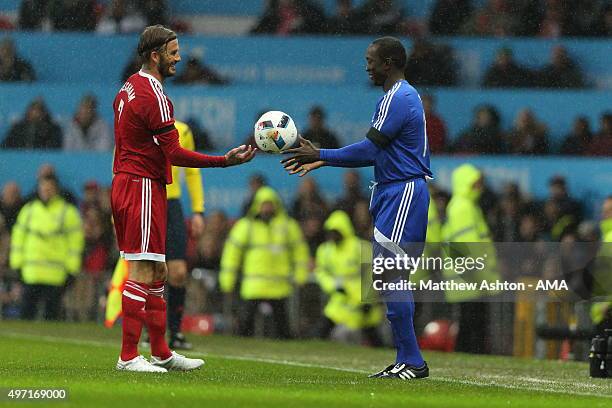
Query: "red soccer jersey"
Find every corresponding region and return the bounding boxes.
[113,70,176,184]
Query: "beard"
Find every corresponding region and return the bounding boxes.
[158,57,175,78]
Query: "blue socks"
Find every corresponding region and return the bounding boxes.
[384,290,424,367]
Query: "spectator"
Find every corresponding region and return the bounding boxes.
[250,0,326,35]
[514,0,545,37]
[63,95,113,151]
[291,177,328,223]
[65,206,113,322]
[538,0,570,38]
[0,38,35,82]
[442,164,501,354]
[0,182,23,230]
[358,0,403,35]
[241,173,267,216]
[428,0,472,35]
[461,0,519,37]
[537,46,585,89]
[300,215,325,256]
[483,47,533,88]
[544,175,582,236]
[506,109,549,155]
[121,50,141,82]
[585,113,612,156]
[453,105,505,154]
[334,170,367,221]
[139,0,168,27]
[404,39,457,86]
[421,94,447,153]
[326,0,364,35]
[593,4,612,37]
[352,200,372,240]
[518,212,544,242]
[1,98,62,149]
[194,210,228,272]
[185,118,215,151]
[96,0,147,34]
[302,106,340,149]
[80,180,101,213]
[10,174,84,320]
[565,1,601,37]
[492,185,523,241]
[174,56,229,85]
[220,187,309,338]
[560,116,592,155]
[48,0,97,32]
[27,164,78,205]
[18,0,46,30]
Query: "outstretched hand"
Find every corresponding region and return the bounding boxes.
[282,160,325,177]
[225,145,257,167]
[281,136,320,166]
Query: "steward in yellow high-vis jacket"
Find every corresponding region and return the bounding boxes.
[10,174,84,320]
[442,164,500,354]
[220,186,308,338]
[315,210,383,346]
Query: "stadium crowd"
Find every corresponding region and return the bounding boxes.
[1,93,610,155]
[1,1,610,38]
[0,163,608,352]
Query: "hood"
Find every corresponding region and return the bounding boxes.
[452,163,482,202]
[323,210,355,240]
[248,186,285,217]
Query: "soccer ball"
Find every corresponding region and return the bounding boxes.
[253,111,298,153]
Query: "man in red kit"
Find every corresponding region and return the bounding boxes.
[112,25,256,373]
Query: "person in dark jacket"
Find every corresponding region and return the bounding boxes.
[1,99,62,149]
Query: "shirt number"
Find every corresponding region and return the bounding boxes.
[117,99,125,122]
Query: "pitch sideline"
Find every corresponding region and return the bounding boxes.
[2,331,610,399]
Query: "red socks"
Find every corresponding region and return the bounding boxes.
[145,281,172,360]
[120,280,149,361]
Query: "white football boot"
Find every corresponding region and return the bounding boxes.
[116,355,168,373]
[150,351,205,371]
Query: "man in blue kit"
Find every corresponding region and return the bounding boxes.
[282,36,432,380]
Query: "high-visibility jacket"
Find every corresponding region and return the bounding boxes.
[167,121,205,213]
[412,197,441,283]
[591,218,612,324]
[442,164,500,302]
[315,210,382,329]
[220,187,309,299]
[10,195,84,286]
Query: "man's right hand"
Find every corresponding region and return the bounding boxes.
[225,145,257,166]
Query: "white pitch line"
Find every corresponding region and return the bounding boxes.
[2,332,610,399]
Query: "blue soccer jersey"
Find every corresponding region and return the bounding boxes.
[366,80,432,183]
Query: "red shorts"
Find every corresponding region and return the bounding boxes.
[111,173,167,262]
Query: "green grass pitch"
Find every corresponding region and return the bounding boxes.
[0,321,610,407]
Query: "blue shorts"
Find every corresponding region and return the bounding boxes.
[369,177,429,280]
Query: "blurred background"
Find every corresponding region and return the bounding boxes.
[0,0,610,361]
